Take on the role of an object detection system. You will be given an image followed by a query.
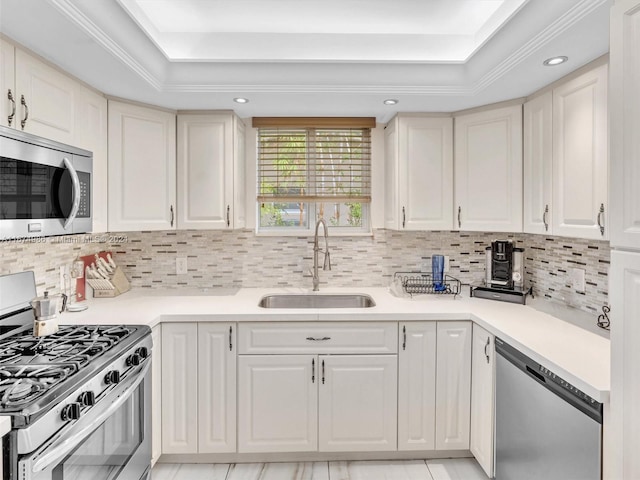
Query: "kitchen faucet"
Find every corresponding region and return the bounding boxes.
[312,218,331,291]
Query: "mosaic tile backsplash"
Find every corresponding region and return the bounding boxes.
[0,230,610,317]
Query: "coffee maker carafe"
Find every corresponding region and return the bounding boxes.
[485,240,525,290]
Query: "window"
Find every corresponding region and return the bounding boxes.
[255,117,373,234]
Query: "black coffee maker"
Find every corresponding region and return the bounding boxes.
[472,240,527,304]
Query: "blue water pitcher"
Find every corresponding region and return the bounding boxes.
[432,254,446,292]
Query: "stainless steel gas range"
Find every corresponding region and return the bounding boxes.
[0,272,152,480]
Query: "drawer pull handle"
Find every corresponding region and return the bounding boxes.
[229,325,233,351]
[597,203,605,236]
[306,336,331,341]
[20,95,29,130]
[7,89,16,126]
[543,204,549,232]
[322,359,325,384]
[312,358,315,383]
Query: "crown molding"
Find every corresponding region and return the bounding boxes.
[49,0,163,91]
[161,84,474,95]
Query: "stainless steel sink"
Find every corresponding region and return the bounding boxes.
[258,294,376,309]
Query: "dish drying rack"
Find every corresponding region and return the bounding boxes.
[393,272,461,297]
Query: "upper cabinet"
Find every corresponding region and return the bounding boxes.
[384,115,454,230]
[610,1,640,250]
[552,64,608,240]
[108,100,176,232]
[177,113,246,230]
[454,105,523,232]
[523,92,553,235]
[0,39,15,129]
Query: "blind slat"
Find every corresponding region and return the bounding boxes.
[257,126,371,204]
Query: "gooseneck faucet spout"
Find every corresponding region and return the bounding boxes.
[313,218,331,291]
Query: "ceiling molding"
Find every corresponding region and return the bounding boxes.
[161,84,473,96]
[49,0,163,91]
[472,0,610,94]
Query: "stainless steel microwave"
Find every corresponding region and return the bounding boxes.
[0,125,92,239]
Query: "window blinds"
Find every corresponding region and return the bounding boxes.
[257,127,372,203]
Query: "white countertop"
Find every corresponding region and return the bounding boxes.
[59,287,611,402]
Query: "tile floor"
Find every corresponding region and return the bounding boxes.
[152,458,488,480]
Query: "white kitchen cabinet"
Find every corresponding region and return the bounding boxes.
[161,323,236,455]
[14,48,78,144]
[161,323,198,454]
[238,355,318,453]
[197,323,236,453]
[470,324,495,478]
[523,92,553,235]
[177,113,246,229]
[318,355,397,452]
[108,100,176,232]
[610,0,640,250]
[151,325,162,466]
[610,250,640,479]
[74,86,108,232]
[385,115,454,230]
[0,38,15,128]
[454,105,523,232]
[552,64,608,240]
[435,321,472,450]
[397,322,437,451]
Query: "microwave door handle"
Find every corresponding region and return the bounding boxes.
[62,157,81,230]
[31,361,150,473]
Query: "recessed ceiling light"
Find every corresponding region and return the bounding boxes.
[383,99,398,105]
[233,97,249,104]
[543,56,568,66]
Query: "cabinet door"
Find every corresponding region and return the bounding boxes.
[161,323,198,454]
[177,114,234,229]
[435,321,472,450]
[470,324,495,477]
[610,1,640,250]
[384,118,399,230]
[198,323,236,453]
[238,355,317,453]
[318,355,397,452]
[151,325,162,465]
[0,38,15,128]
[523,92,553,235]
[108,101,176,231]
[398,322,437,451]
[14,48,77,144]
[610,250,640,479]
[75,87,108,233]
[454,105,523,232]
[398,116,453,230]
[552,64,608,240]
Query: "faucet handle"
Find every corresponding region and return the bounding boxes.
[323,251,331,271]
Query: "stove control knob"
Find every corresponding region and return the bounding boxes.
[126,353,142,366]
[136,347,149,359]
[104,370,121,385]
[61,403,81,421]
[78,391,96,407]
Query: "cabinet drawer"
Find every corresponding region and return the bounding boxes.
[238,322,398,354]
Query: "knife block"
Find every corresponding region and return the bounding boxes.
[87,267,131,298]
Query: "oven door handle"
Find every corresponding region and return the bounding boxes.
[31,361,150,473]
[62,157,81,230]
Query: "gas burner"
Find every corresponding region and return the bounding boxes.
[0,364,76,408]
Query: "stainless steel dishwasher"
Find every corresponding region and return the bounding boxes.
[495,338,603,480]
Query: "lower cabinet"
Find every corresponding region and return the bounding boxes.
[435,321,472,450]
[237,354,397,453]
[470,324,496,477]
[161,323,236,454]
[238,355,318,453]
[398,321,472,452]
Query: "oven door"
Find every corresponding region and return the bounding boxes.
[17,363,151,480]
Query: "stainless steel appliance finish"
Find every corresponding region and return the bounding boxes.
[258,293,376,309]
[495,338,602,480]
[0,125,92,239]
[0,272,151,480]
